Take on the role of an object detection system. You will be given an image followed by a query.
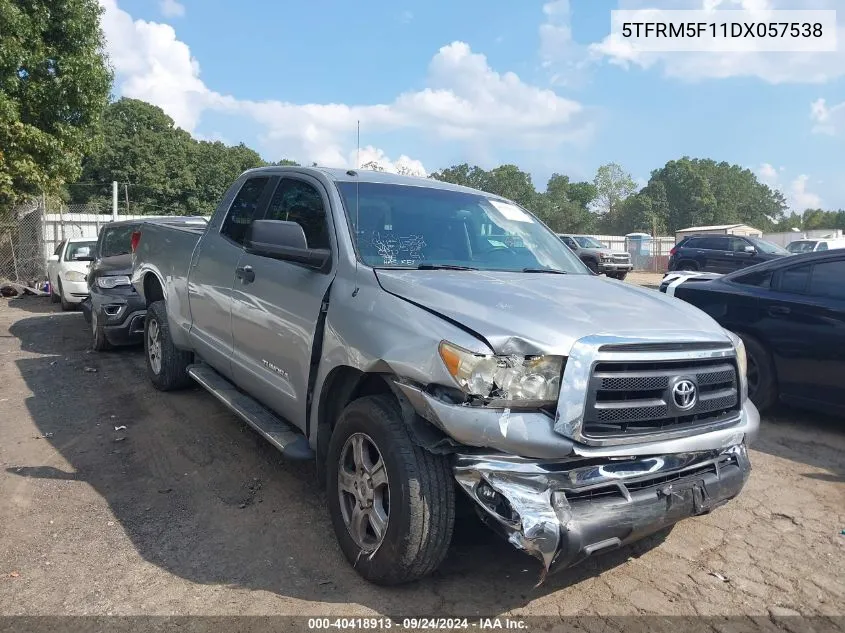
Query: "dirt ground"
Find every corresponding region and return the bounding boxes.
[0,295,843,620]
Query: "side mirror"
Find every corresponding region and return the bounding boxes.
[48,255,59,263]
[744,246,756,254]
[245,220,330,271]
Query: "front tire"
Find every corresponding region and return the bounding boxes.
[737,332,778,412]
[58,281,74,311]
[91,308,112,351]
[585,259,600,274]
[612,271,628,281]
[145,300,193,391]
[50,281,60,304]
[326,394,455,585]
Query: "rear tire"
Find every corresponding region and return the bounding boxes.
[326,394,455,585]
[145,300,193,391]
[736,332,778,412]
[677,260,699,272]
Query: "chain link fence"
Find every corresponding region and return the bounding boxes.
[1,199,47,287]
[591,235,676,273]
[1,197,150,289]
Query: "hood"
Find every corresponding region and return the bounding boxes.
[94,254,132,276]
[375,269,730,356]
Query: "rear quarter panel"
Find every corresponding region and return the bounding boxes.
[132,222,204,349]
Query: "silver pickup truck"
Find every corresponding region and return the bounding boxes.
[131,166,759,585]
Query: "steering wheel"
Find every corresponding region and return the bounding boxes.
[474,244,517,258]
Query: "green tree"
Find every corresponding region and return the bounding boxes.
[71,99,267,215]
[645,157,787,233]
[539,173,596,233]
[275,158,300,166]
[430,163,492,192]
[593,163,637,232]
[0,0,112,210]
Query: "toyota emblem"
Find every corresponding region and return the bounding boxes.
[672,379,697,411]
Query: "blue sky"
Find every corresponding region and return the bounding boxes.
[102,0,845,212]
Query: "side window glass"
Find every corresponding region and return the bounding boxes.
[729,237,748,252]
[734,270,772,288]
[777,264,811,294]
[808,260,845,300]
[265,179,329,249]
[563,237,576,248]
[710,237,731,250]
[220,177,270,245]
[817,242,829,251]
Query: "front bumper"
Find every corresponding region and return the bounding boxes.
[89,291,147,346]
[598,261,633,273]
[455,443,751,581]
[60,279,89,303]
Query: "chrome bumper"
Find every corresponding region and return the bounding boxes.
[454,443,751,583]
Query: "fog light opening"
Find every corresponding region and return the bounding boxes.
[476,482,519,524]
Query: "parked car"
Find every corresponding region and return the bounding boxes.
[786,237,845,254]
[47,237,97,310]
[80,218,208,350]
[77,220,148,350]
[557,234,633,279]
[659,250,845,416]
[668,235,790,273]
[131,167,758,585]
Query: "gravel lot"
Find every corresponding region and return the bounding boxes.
[0,295,843,620]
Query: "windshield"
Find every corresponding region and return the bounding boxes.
[64,241,96,261]
[573,236,605,249]
[336,182,588,274]
[100,224,140,257]
[748,237,789,254]
[786,240,817,254]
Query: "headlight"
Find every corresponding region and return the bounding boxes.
[438,341,563,404]
[724,330,748,402]
[64,271,86,282]
[97,275,131,289]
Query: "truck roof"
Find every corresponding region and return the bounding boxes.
[241,166,498,198]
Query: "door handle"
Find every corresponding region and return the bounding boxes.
[235,265,255,283]
[767,305,790,316]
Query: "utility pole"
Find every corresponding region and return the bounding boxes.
[124,183,130,215]
[112,181,118,221]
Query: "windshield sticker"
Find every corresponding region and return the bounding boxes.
[371,233,427,266]
[488,200,534,223]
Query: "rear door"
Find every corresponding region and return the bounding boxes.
[230,175,337,430]
[694,236,733,272]
[760,255,845,413]
[188,176,274,379]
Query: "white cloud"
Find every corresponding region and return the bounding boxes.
[159,0,185,18]
[539,0,590,86]
[100,0,591,169]
[756,163,823,212]
[810,97,845,135]
[582,0,845,84]
[353,146,427,176]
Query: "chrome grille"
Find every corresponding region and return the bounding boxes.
[582,358,740,438]
[612,253,630,262]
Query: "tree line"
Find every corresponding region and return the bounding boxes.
[2,0,843,235]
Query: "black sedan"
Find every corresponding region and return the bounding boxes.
[78,220,146,351]
[659,250,845,416]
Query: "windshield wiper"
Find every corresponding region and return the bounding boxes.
[416,263,479,271]
[521,268,567,274]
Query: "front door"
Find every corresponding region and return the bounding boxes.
[762,256,845,414]
[230,175,337,431]
[188,175,274,378]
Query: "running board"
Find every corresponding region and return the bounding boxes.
[186,364,314,461]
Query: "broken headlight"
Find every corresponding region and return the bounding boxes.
[438,341,563,404]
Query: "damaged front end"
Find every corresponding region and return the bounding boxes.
[454,444,751,584]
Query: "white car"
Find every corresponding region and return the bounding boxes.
[47,238,97,310]
[786,238,845,254]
